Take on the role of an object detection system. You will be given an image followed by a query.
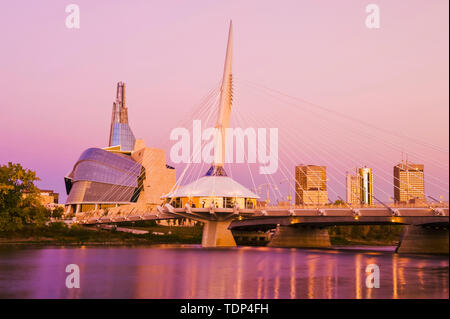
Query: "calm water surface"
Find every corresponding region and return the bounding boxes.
[0,245,448,299]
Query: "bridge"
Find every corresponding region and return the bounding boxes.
[69,21,449,255]
[74,203,449,254]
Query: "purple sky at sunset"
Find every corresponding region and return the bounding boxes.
[0,0,448,202]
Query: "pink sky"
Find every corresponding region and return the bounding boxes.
[0,0,448,202]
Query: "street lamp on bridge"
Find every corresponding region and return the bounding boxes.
[280,177,293,209]
[257,183,278,206]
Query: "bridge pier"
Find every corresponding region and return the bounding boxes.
[268,225,331,249]
[201,220,236,248]
[396,225,449,254]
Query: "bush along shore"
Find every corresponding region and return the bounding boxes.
[328,224,404,246]
[0,220,204,245]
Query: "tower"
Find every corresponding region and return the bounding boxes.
[108,82,136,151]
[206,20,233,176]
[162,21,259,247]
[358,167,373,205]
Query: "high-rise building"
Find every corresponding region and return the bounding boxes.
[359,167,374,205]
[295,165,328,205]
[346,168,374,205]
[346,172,360,205]
[394,162,425,203]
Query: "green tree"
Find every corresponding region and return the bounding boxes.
[52,206,65,219]
[0,162,49,231]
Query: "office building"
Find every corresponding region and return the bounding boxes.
[359,167,374,205]
[346,173,360,205]
[346,167,374,205]
[394,162,425,203]
[295,165,328,205]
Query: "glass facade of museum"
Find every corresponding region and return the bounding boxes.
[109,122,136,152]
[65,148,143,213]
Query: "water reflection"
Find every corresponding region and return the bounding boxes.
[290,249,296,299]
[355,253,362,299]
[0,245,447,299]
[326,256,334,299]
[307,255,317,299]
[392,254,398,299]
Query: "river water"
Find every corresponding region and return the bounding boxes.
[0,245,447,299]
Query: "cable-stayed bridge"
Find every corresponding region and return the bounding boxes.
[74,202,448,253]
[72,21,449,254]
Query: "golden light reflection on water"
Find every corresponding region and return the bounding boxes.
[355,254,362,299]
[290,249,296,299]
[73,246,448,299]
[326,256,335,299]
[398,264,405,288]
[392,254,398,299]
[274,258,281,299]
[417,261,426,288]
[257,276,263,299]
[1,245,449,299]
[255,253,266,299]
[236,248,243,299]
[307,255,318,299]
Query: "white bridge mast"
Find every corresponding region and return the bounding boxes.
[208,20,233,176]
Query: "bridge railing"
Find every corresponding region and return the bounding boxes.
[72,201,449,224]
[257,202,449,210]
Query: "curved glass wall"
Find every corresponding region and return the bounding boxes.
[65,147,143,204]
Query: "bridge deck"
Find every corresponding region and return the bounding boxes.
[73,204,448,226]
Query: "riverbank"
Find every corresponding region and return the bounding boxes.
[0,222,203,245]
[328,225,404,246]
[0,222,405,247]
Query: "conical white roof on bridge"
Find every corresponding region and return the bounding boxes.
[163,176,259,199]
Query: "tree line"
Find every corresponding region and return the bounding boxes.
[0,162,60,232]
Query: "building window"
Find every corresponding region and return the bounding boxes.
[223,197,233,208]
